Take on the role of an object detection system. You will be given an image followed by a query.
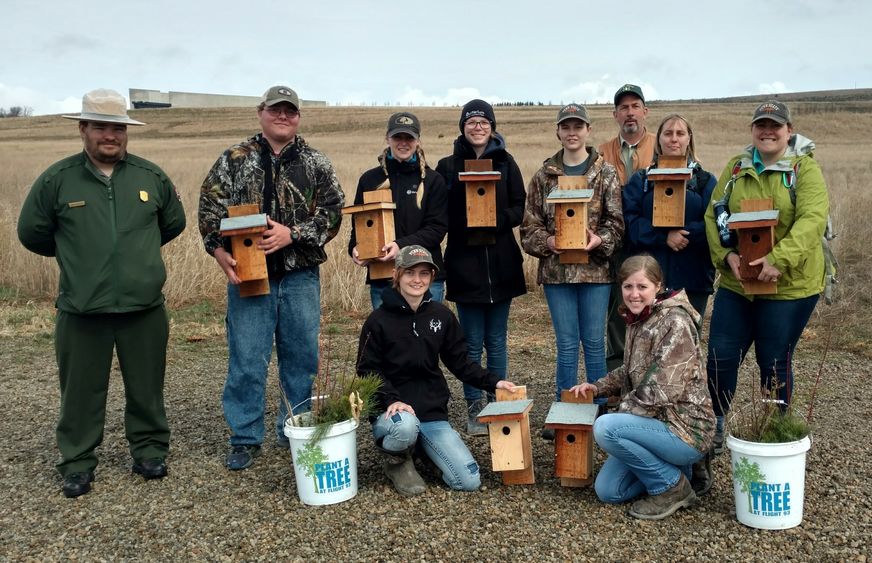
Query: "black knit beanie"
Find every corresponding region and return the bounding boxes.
[458,99,496,132]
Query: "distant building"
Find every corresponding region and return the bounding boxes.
[129,89,326,109]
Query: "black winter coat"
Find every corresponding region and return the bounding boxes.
[435,134,527,304]
[348,154,448,282]
[357,287,500,422]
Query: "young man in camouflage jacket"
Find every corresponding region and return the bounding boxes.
[198,86,344,470]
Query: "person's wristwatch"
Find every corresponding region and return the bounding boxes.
[290,226,301,243]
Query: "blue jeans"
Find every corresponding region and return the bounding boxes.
[370,280,444,310]
[223,267,320,446]
[372,412,481,491]
[544,283,610,400]
[706,288,819,416]
[594,413,703,503]
[457,299,511,401]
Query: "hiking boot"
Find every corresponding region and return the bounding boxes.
[132,458,168,480]
[712,427,725,455]
[628,474,697,520]
[466,399,488,436]
[63,471,94,498]
[690,452,713,496]
[381,447,426,497]
[225,444,261,471]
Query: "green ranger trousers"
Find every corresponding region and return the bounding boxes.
[54,305,170,476]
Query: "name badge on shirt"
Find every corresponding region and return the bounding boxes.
[139,190,149,202]
[68,200,86,208]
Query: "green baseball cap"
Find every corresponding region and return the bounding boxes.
[556,103,590,125]
[396,245,438,271]
[261,85,300,109]
[614,84,645,106]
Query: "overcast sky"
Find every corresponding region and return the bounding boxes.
[3,0,869,115]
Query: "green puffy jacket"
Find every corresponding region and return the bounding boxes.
[18,152,186,314]
[704,134,828,300]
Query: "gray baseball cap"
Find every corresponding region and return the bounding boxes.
[396,245,438,271]
[751,100,791,125]
[556,103,590,125]
[261,85,300,109]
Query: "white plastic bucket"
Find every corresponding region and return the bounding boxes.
[727,434,811,529]
[284,416,359,506]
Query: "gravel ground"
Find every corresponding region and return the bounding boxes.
[1,307,870,562]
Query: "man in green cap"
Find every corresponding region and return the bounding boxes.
[18,88,186,498]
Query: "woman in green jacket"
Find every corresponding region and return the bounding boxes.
[703,100,829,453]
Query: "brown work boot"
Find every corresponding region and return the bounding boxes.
[628,474,696,520]
[381,448,426,497]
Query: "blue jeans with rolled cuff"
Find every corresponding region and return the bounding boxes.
[456,299,511,402]
[223,267,320,446]
[544,282,611,401]
[706,288,819,417]
[372,412,481,491]
[593,413,703,503]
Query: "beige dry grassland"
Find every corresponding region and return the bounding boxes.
[1,101,869,349]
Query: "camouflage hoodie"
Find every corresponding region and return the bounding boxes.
[520,147,624,284]
[594,289,715,452]
[198,133,344,271]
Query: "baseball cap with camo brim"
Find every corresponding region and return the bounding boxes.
[556,103,591,125]
[751,100,791,125]
[62,88,145,126]
[261,85,300,110]
[396,245,438,271]
[387,112,421,139]
[613,84,645,106]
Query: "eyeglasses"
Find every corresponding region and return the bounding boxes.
[265,106,299,118]
[465,120,491,130]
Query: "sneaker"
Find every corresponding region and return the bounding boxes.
[628,474,697,520]
[466,399,488,436]
[132,458,168,480]
[225,445,261,471]
[63,471,95,498]
[690,452,713,496]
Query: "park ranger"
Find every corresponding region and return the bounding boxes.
[18,88,186,498]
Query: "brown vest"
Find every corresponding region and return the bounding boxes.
[597,131,656,186]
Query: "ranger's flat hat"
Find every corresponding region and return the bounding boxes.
[62,89,144,125]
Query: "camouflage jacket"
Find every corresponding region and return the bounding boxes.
[198,133,344,270]
[520,148,624,284]
[594,290,715,452]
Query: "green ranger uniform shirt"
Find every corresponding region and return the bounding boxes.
[17,152,186,314]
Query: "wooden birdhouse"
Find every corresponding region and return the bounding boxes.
[219,204,270,297]
[458,159,501,229]
[545,176,593,264]
[727,207,780,295]
[341,188,398,280]
[544,391,598,487]
[477,386,535,485]
[647,155,692,227]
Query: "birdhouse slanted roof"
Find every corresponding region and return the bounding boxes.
[220,213,268,235]
[477,399,533,423]
[546,189,594,204]
[647,167,693,182]
[544,402,598,428]
[727,209,780,229]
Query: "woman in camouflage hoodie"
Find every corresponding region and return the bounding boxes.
[571,255,715,520]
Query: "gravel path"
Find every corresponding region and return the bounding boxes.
[1,311,870,562]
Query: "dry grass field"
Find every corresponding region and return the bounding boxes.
[1,102,871,560]
[1,101,869,349]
